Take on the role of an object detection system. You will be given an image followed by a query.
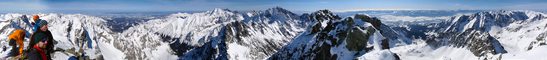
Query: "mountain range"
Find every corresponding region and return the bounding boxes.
[0,7,546,60]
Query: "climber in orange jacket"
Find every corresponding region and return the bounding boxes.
[7,29,26,58]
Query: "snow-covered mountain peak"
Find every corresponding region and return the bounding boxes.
[206,8,236,15]
[307,10,342,22]
[421,10,547,59]
[156,9,243,45]
[165,13,191,18]
[484,10,543,15]
[478,10,545,20]
[242,7,301,23]
[443,10,547,33]
[114,8,250,59]
[264,7,296,16]
[270,13,406,60]
[117,7,310,60]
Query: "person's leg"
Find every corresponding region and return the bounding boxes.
[7,46,19,58]
[7,40,18,57]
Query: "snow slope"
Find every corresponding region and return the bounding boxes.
[412,10,547,60]
[119,7,309,60]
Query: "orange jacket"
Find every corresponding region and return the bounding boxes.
[8,29,25,55]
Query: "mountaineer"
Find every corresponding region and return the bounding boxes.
[6,29,26,59]
[27,20,54,60]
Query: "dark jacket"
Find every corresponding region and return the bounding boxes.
[27,49,43,60]
[27,45,47,60]
[28,30,54,60]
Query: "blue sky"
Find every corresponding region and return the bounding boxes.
[1,0,547,12]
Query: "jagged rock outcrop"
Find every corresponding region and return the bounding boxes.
[425,10,547,57]
[270,10,401,60]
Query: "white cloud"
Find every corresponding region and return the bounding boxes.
[376,15,450,22]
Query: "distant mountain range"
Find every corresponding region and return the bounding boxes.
[0,7,546,60]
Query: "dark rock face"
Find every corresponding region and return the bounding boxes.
[393,53,401,60]
[529,32,547,50]
[449,30,507,56]
[269,10,396,60]
[308,10,342,22]
[224,21,249,44]
[355,14,413,48]
[159,32,194,56]
[157,26,229,60]
[423,11,542,57]
[345,26,375,51]
[355,14,382,28]
[310,23,322,34]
